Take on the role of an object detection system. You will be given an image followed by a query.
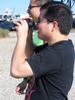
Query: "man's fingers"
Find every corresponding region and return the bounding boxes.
[16,87,20,92]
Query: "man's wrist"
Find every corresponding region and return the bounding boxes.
[24,77,30,83]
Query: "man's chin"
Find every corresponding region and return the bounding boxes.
[29,14,32,18]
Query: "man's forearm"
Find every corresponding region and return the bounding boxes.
[25,32,36,58]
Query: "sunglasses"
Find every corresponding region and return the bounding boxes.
[37,17,53,25]
[28,5,42,9]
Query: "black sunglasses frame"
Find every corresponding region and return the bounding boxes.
[37,18,53,25]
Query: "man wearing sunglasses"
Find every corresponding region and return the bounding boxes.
[27,0,53,47]
[11,1,74,100]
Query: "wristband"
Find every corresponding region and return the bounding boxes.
[24,77,30,83]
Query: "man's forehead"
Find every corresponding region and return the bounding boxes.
[30,0,37,5]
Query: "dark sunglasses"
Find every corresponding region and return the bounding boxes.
[28,5,42,9]
[37,17,53,25]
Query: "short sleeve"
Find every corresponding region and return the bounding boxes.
[26,46,61,78]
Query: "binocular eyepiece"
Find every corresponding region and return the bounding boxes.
[25,19,35,28]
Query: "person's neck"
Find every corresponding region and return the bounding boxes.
[48,35,68,46]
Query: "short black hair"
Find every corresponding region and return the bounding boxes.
[35,0,53,6]
[41,1,73,35]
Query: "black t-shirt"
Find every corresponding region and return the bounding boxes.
[26,40,74,100]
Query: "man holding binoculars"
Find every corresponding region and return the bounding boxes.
[13,0,53,96]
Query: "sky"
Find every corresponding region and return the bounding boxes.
[0,0,30,16]
[0,0,75,16]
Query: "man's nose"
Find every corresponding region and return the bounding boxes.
[27,9,29,13]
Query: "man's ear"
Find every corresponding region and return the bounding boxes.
[53,21,59,29]
[51,21,59,32]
